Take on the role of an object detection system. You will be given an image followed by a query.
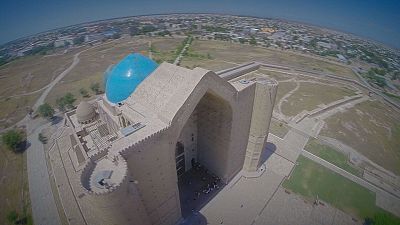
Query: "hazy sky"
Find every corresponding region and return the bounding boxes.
[1,0,399,48]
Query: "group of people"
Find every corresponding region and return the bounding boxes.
[190,160,221,199]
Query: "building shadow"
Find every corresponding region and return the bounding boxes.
[179,212,208,225]
[178,166,224,220]
[51,115,63,125]
[258,142,277,166]
[15,139,30,154]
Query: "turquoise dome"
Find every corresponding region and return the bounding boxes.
[105,53,158,103]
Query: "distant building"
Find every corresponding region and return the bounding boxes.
[250,28,259,34]
[85,33,105,42]
[317,41,337,49]
[17,46,33,56]
[336,54,347,62]
[260,27,276,34]
[54,36,74,48]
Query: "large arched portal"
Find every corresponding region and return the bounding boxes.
[175,91,233,217]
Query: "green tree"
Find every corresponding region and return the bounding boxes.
[112,33,121,39]
[64,93,76,108]
[7,210,18,224]
[56,97,67,111]
[141,25,156,33]
[79,88,89,98]
[249,36,257,46]
[38,103,55,119]
[129,26,140,36]
[90,82,101,94]
[73,36,85,45]
[2,130,23,152]
[38,133,47,144]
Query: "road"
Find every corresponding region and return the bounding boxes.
[27,122,61,225]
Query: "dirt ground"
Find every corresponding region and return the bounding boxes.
[320,100,400,175]
[281,82,357,117]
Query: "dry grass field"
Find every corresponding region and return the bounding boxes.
[275,81,297,103]
[0,48,83,128]
[0,37,362,129]
[46,37,143,105]
[180,58,235,71]
[151,37,184,63]
[186,40,358,79]
[320,100,400,175]
[281,82,357,117]
[257,69,293,81]
[0,93,40,128]
[0,145,32,224]
[0,48,82,97]
[46,37,186,106]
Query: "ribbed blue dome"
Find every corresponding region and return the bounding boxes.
[105,53,158,103]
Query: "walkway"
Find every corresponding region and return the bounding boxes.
[199,131,360,225]
[27,122,61,225]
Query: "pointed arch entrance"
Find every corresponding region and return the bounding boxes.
[174,91,233,217]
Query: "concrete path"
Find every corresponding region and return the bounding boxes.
[27,123,61,225]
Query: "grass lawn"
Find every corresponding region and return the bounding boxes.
[305,139,362,176]
[269,119,289,138]
[283,156,399,221]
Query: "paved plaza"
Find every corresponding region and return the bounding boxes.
[199,133,361,225]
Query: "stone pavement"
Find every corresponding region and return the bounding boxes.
[48,131,87,225]
[27,123,61,225]
[199,131,361,225]
[255,188,360,225]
